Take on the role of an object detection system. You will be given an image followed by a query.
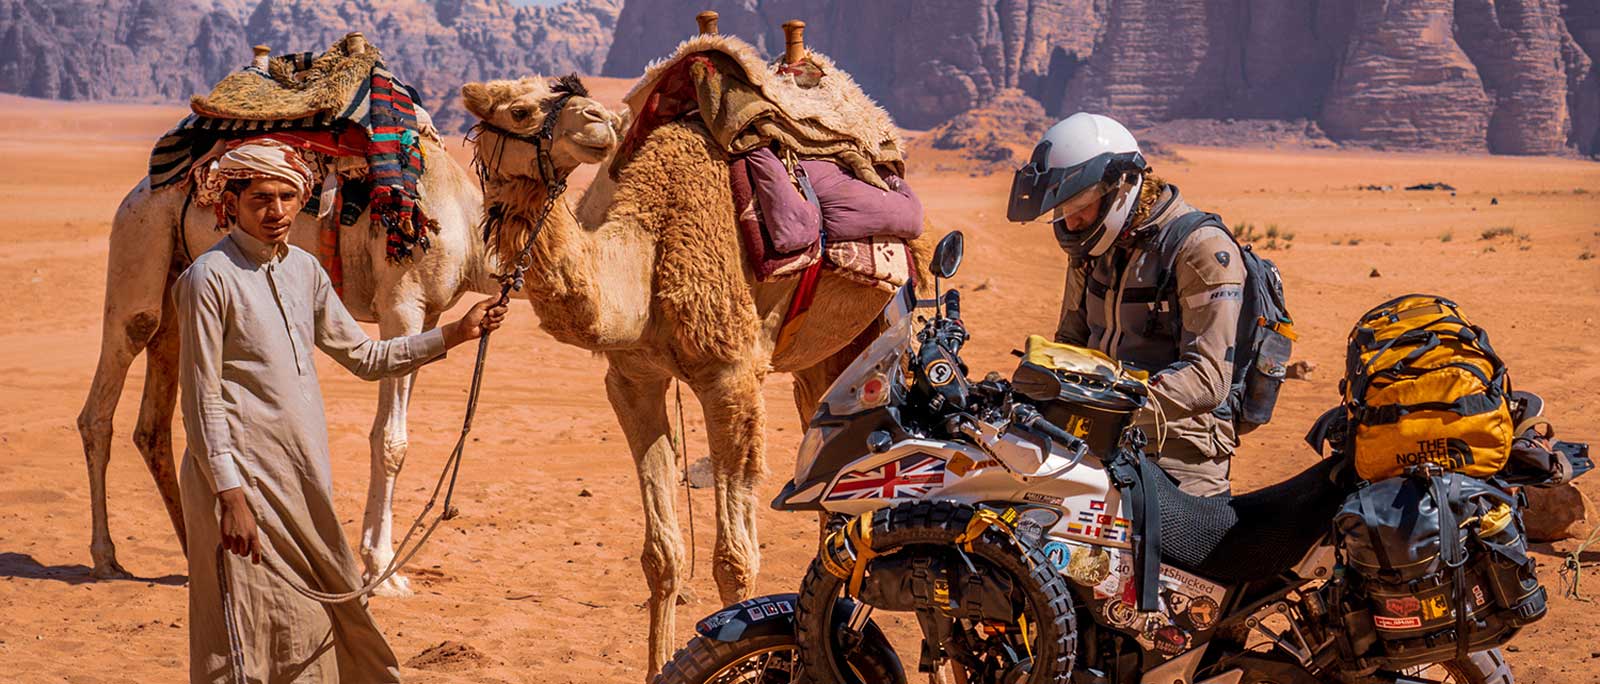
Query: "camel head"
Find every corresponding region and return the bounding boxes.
[461,75,622,182]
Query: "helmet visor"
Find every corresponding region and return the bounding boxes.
[1007,145,1146,223]
[1051,183,1110,231]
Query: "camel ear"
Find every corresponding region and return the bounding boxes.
[461,82,495,119]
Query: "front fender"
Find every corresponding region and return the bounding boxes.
[693,593,804,643]
[693,593,869,644]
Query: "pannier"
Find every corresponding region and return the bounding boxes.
[1333,467,1545,668]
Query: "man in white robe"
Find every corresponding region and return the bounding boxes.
[176,140,507,683]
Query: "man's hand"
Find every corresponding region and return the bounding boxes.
[445,296,510,348]
[218,487,262,564]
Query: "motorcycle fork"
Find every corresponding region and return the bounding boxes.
[840,600,874,653]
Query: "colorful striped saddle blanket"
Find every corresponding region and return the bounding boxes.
[149,41,438,266]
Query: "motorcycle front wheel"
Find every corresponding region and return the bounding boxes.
[795,501,1078,684]
[654,609,904,684]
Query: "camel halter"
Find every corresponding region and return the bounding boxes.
[216,82,588,684]
[468,77,587,290]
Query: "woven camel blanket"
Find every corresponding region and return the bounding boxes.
[610,34,906,190]
[148,46,438,263]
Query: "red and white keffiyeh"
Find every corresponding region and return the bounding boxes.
[190,139,319,225]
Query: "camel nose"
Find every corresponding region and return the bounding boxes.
[580,104,608,124]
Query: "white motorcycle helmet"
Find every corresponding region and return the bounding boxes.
[1007,112,1148,259]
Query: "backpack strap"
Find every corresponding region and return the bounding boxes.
[1150,211,1228,306]
[1305,406,1348,456]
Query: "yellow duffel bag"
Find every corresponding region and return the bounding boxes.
[1328,294,1514,481]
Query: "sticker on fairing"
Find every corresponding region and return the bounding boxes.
[1040,541,1073,572]
[1014,508,1061,548]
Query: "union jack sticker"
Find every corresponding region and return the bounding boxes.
[826,454,947,501]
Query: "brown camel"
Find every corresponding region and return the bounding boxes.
[75,72,620,594]
[462,75,932,676]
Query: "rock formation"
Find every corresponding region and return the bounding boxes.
[607,0,1598,155]
[602,0,1103,129]
[3,0,1596,154]
[0,0,620,132]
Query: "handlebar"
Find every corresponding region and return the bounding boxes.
[1011,404,1087,454]
[943,289,961,322]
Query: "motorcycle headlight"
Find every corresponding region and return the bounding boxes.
[831,371,892,416]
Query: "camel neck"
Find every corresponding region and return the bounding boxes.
[481,175,611,348]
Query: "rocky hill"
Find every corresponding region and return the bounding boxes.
[2,0,1594,155]
[0,0,620,132]
[605,0,1599,156]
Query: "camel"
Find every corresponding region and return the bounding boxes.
[461,73,933,676]
[75,70,621,596]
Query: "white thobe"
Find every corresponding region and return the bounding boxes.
[176,227,446,683]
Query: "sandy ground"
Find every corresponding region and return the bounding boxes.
[0,87,1597,684]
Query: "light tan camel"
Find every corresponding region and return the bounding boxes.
[462,76,932,676]
[75,87,620,595]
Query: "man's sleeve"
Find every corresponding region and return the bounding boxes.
[311,264,447,381]
[1054,263,1091,346]
[176,267,243,492]
[1148,226,1246,421]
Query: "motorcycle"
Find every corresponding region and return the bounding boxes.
[656,231,1591,684]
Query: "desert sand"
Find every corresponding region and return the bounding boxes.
[0,85,1596,683]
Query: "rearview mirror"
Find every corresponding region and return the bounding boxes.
[933,231,965,279]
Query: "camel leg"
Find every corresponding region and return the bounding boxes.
[604,354,682,680]
[360,308,431,597]
[130,300,186,555]
[78,310,158,579]
[691,363,766,608]
[78,185,175,579]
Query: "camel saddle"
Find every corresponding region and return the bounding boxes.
[611,34,905,190]
[151,37,441,267]
[190,42,380,121]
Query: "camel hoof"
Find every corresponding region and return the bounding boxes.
[90,559,133,580]
[370,573,413,598]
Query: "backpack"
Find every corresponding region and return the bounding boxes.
[1151,212,1295,435]
[1333,468,1544,668]
[1322,294,1515,481]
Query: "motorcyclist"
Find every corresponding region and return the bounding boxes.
[1007,112,1245,496]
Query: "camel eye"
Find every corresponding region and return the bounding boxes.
[510,107,529,121]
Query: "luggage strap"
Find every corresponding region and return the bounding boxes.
[1423,469,1472,662]
[774,165,826,355]
[1108,444,1163,611]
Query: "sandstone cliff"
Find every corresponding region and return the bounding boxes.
[4,0,1595,154]
[606,0,1598,155]
[0,0,620,132]
[602,0,1103,129]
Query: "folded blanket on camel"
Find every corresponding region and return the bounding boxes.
[611,34,905,190]
[618,34,920,291]
[730,151,914,292]
[740,146,922,255]
[147,39,439,264]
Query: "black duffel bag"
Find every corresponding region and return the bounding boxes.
[1333,466,1545,669]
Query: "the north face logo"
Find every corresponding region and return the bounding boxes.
[1393,437,1475,470]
